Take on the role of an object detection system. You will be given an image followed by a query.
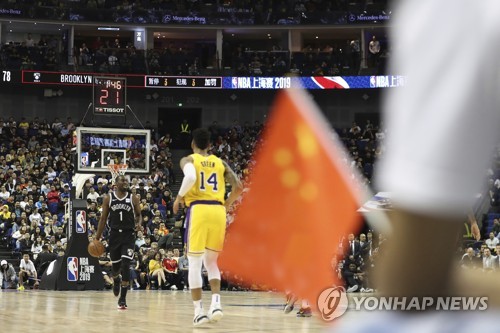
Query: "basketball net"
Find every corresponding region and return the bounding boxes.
[107,163,128,184]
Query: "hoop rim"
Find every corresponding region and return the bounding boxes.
[107,163,128,171]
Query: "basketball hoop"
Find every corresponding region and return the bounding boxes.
[107,164,128,184]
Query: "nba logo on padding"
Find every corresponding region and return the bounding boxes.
[76,210,86,233]
[67,257,78,281]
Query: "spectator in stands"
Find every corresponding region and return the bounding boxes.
[79,43,91,66]
[86,187,100,203]
[0,260,17,289]
[482,248,496,272]
[343,262,362,293]
[0,204,11,234]
[0,186,10,202]
[18,253,37,290]
[30,236,44,258]
[157,221,174,250]
[47,185,60,212]
[98,253,114,289]
[16,233,31,253]
[25,34,35,48]
[493,219,500,236]
[486,231,499,250]
[162,249,182,290]
[135,230,146,249]
[178,249,189,290]
[129,252,142,290]
[368,35,380,68]
[34,244,57,278]
[149,252,166,289]
[461,247,479,270]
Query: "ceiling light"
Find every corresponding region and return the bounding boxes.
[98,27,120,31]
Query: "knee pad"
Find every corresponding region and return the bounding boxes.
[188,254,203,289]
[203,250,220,281]
[121,258,131,281]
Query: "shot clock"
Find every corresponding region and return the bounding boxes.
[93,77,127,115]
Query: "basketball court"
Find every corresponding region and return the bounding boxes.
[1,290,333,332]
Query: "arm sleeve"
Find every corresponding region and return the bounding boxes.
[178,162,196,197]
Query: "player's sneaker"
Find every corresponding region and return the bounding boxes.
[284,294,297,314]
[17,285,25,291]
[208,304,224,323]
[297,307,312,317]
[117,298,127,310]
[193,313,210,326]
[113,276,121,297]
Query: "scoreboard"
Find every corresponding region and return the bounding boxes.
[93,77,126,115]
[0,70,406,90]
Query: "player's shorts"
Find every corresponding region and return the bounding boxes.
[109,229,135,263]
[185,200,226,255]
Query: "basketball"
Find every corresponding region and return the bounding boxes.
[88,240,105,258]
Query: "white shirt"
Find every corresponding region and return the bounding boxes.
[87,191,100,203]
[369,40,380,55]
[0,190,10,200]
[483,255,497,270]
[29,212,42,225]
[20,259,36,274]
[485,237,499,249]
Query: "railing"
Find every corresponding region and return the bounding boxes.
[0,1,390,25]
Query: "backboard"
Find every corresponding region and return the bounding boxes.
[75,127,151,174]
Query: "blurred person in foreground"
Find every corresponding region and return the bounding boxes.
[336,0,500,331]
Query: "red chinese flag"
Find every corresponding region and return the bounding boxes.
[219,89,362,308]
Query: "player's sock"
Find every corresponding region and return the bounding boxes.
[193,300,203,316]
[211,293,221,307]
[209,294,223,322]
[113,276,121,297]
[121,285,128,300]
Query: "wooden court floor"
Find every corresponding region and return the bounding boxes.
[0,290,334,333]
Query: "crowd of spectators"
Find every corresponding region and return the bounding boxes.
[0,34,62,71]
[0,29,387,76]
[0,0,389,25]
[0,115,263,290]
[7,114,484,294]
